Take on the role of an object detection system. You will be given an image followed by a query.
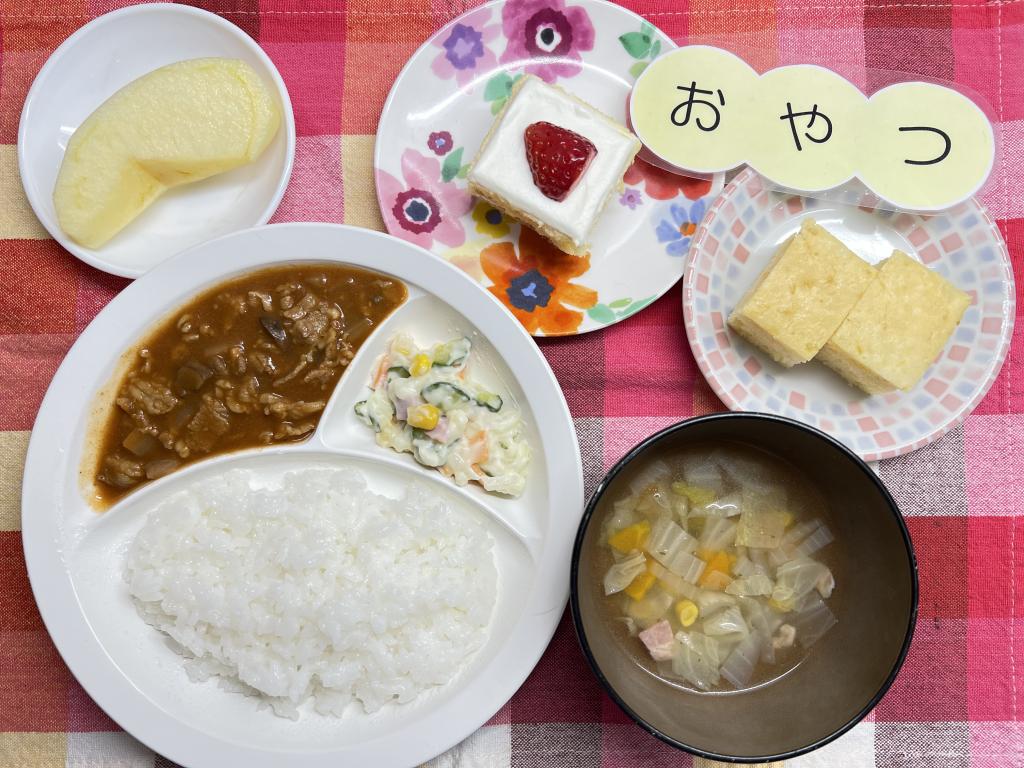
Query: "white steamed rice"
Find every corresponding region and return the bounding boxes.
[125,467,497,718]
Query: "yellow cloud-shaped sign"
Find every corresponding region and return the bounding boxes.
[629,46,994,211]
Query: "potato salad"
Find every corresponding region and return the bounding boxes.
[355,334,530,496]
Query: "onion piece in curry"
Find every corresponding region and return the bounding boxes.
[90,264,406,506]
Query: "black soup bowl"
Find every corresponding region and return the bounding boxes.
[570,413,917,762]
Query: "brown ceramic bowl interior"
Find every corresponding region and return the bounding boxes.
[571,413,917,762]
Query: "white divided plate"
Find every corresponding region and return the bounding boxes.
[21,224,583,768]
[374,0,723,336]
[683,167,1015,461]
[18,3,296,278]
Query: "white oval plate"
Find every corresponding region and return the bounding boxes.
[18,3,296,278]
[21,224,583,768]
[683,168,1015,461]
[374,0,723,336]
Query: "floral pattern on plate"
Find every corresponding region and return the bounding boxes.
[431,6,501,86]
[624,157,713,201]
[472,200,513,237]
[375,0,724,335]
[618,19,662,79]
[499,0,595,82]
[481,227,596,335]
[377,149,473,249]
[655,197,708,256]
[682,167,1015,461]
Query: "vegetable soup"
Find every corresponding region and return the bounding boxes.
[598,442,839,693]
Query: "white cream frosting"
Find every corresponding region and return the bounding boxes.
[469,76,640,248]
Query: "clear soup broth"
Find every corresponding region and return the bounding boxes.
[596,441,841,694]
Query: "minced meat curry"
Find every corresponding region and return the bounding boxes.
[92,264,406,504]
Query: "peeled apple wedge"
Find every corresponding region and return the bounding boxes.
[53,58,281,249]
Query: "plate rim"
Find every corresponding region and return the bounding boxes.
[20,222,584,768]
[682,166,1016,462]
[16,2,297,279]
[372,0,721,337]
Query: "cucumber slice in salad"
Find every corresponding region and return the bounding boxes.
[422,381,472,410]
[475,391,503,412]
[387,366,410,380]
[353,400,379,432]
[411,433,449,467]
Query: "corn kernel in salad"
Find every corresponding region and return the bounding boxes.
[406,404,440,430]
[410,353,432,377]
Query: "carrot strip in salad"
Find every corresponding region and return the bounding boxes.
[371,355,389,389]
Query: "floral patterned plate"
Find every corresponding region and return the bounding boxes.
[375,0,723,336]
[683,167,1015,461]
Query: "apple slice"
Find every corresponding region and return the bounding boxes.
[53,58,281,249]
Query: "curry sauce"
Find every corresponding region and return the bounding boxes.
[92,264,406,505]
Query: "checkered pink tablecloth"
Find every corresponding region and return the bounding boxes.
[1,1,1022,766]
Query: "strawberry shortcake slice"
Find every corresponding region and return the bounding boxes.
[467,75,640,256]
